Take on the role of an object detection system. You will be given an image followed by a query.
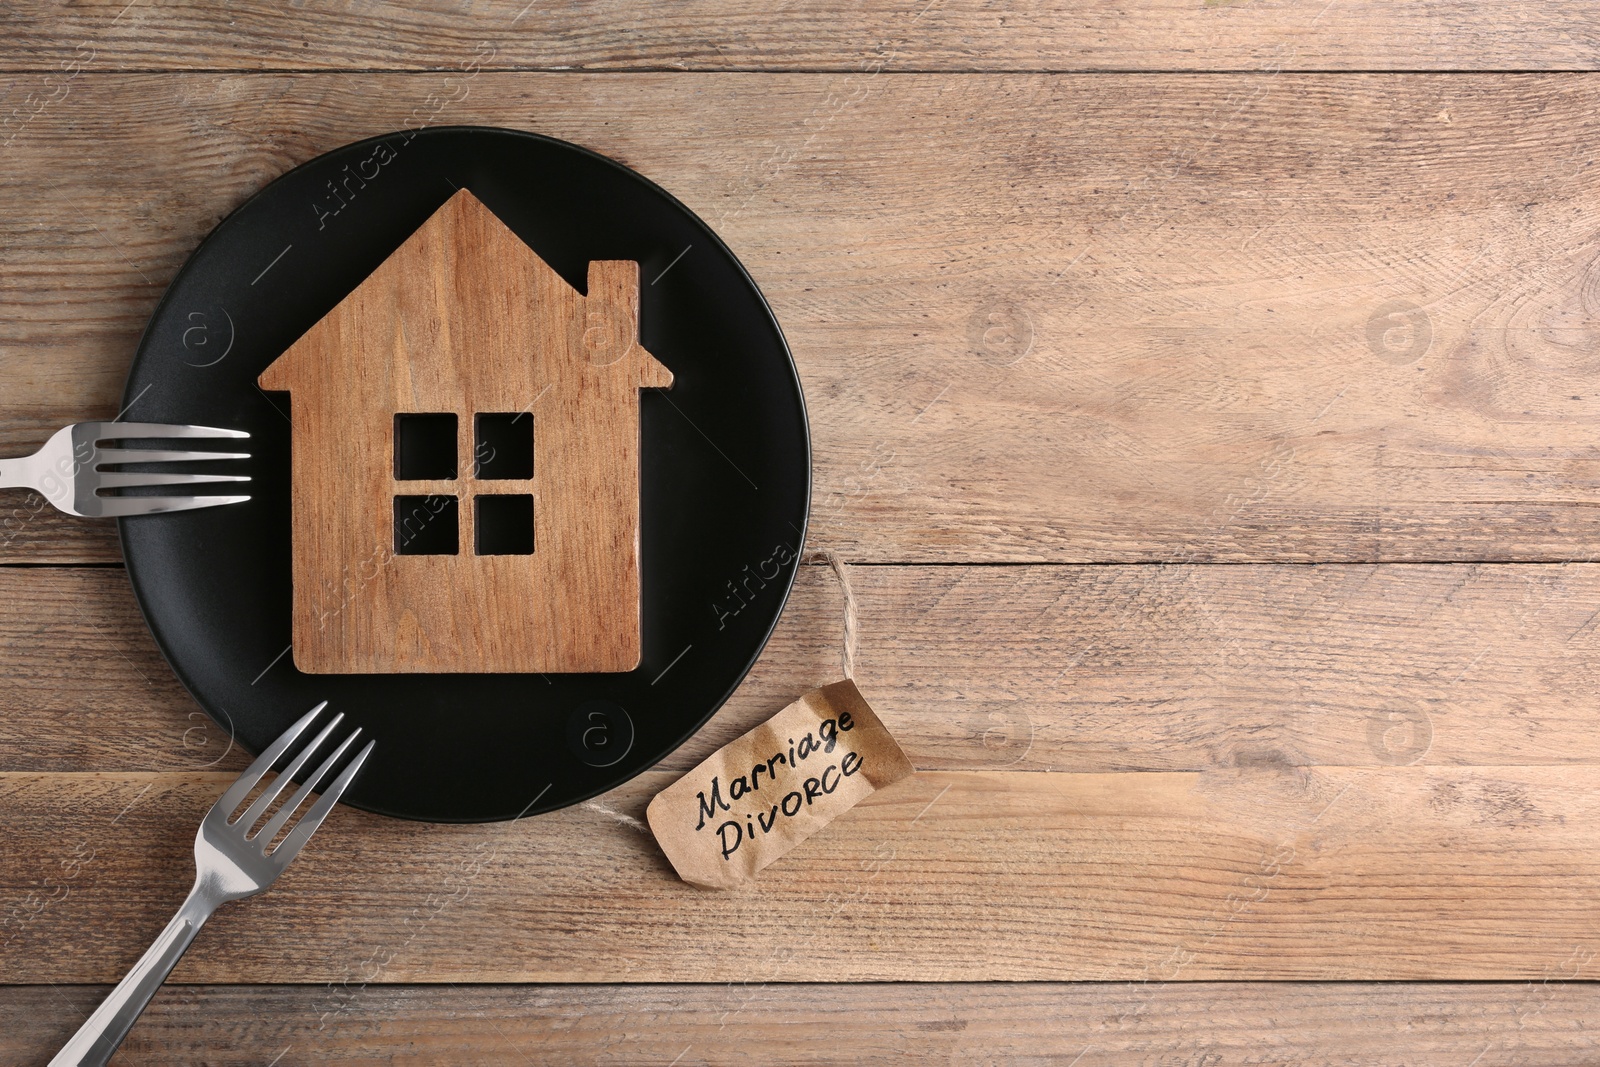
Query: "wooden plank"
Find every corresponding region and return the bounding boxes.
[6,981,1599,1065]
[6,73,1600,564]
[5,764,1600,982]
[0,494,119,563]
[0,566,243,772]
[2,1,1599,72]
[6,562,1600,774]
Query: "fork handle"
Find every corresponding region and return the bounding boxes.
[49,886,215,1067]
[0,454,41,491]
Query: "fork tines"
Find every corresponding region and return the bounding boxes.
[215,703,374,861]
[85,422,251,442]
[86,422,251,469]
[77,421,253,516]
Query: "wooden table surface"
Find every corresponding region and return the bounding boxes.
[5,2,1600,1062]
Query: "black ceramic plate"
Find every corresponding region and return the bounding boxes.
[118,127,810,823]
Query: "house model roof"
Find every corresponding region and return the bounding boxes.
[260,188,672,396]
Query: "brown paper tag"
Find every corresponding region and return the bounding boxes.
[646,678,913,889]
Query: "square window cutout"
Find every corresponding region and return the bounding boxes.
[394,495,459,555]
[475,413,534,480]
[476,494,534,555]
[394,413,457,480]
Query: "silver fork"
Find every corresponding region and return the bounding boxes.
[0,421,250,517]
[50,703,375,1067]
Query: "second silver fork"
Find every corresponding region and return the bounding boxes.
[49,703,373,1067]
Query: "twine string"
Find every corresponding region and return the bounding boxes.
[583,798,650,835]
[581,546,860,832]
[814,547,858,681]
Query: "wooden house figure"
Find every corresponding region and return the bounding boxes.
[259,189,673,674]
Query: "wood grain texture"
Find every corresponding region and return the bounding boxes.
[0,488,118,563]
[260,188,671,673]
[1,1,1599,72]
[9,562,1600,774]
[6,74,1600,563]
[6,982,1600,1065]
[5,765,1600,983]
